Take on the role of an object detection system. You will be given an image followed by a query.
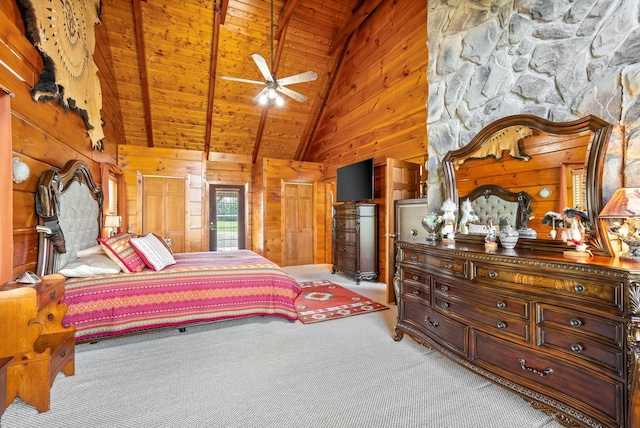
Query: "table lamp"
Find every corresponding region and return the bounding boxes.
[599,188,640,260]
[104,215,122,237]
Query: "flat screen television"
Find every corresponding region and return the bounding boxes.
[336,158,374,202]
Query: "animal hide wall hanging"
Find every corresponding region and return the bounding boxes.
[16,0,105,150]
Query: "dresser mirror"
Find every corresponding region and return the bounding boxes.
[442,114,613,256]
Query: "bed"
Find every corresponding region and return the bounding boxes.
[34,160,301,342]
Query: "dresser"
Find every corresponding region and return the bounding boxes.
[0,274,75,413]
[394,240,640,428]
[332,203,378,283]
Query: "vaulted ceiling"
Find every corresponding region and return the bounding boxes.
[102,0,382,162]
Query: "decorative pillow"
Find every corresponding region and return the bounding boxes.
[97,232,146,273]
[76,245,105,258]
[59,254,122,278]
[130,233,176,271]
[151,232,173,254]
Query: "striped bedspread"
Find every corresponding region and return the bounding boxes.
[61,250,301,341]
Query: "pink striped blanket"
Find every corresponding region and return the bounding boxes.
[61,250,301,341]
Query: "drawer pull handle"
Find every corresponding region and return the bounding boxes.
[569,318,583,327]
[425,316,439,327]
[574,284,586,293]
[444,263,452,269]
[340,234,346,239]
[440,285,449,292]
[60,349,67,358]
[47,313,54,321]
[412,290,420,296]
[497,322,507,329]
[410,229,417,236]
[496,301,506,309]
[340,222,346,226]
[518,358,553,377]
[570,344,584,353]
[412,275,419,281]
[489,271,498,278]
[410,255,418,261]
[441,302,449,309]
[50,291,57,300]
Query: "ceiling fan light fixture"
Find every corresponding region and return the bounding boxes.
[268,88,277,99]
[275,95,284,107]
[259,94,268,105]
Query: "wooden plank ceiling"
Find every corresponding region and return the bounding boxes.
[102,0,379,162]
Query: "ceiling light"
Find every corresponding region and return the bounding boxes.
[275,95,284,107]
[259,94,268,105]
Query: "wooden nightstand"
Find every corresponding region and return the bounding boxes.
[0,356,12,419]
[0,274,75,413]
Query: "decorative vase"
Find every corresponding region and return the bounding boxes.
[499,230,519,249]
[422,213,444,241]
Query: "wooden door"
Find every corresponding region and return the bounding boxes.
[384,159,420,302]
[142,176,186,253]
[284,183,314,266]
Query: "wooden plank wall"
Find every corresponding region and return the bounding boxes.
[1,0,123,279]
[304,0,428,282]
[251,158,327,265]
[118,146,206,252]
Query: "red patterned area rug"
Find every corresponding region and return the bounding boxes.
[295,280,388,324]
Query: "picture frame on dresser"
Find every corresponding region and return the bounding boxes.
[393,114,640,428]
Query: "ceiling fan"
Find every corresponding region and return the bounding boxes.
[220,0,317,106]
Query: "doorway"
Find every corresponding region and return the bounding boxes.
[209,185,245,251]
[284,183,314,266]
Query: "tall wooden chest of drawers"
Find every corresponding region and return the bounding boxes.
[394,240,640,428]
[331,203,378,283]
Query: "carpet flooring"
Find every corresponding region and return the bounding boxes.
[295,279,388,323]
[0,265,563,428]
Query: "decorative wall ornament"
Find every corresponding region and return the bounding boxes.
[454,126,533,169]
[16,0,104,150]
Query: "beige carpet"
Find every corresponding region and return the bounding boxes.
[1,264,562,428]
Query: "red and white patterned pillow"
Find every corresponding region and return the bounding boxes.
[97,232,146,273]
[130,233,176,271]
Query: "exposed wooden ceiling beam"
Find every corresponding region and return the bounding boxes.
[275,0,299,41]
[328,0,383,55]
[204,0,229,159]
[132,0,154,147]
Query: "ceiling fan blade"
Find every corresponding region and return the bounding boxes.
[276,71,318,86]
[276,85,308,103]
[252,87,269,103]
[251,54,274,82]
[220,76,266,85]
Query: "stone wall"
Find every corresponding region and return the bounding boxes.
[426,0,640,209]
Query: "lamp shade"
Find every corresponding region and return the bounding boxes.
[599,188,640,218]
[104,215,122,228]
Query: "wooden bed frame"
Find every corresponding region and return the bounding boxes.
[33,160,301,342]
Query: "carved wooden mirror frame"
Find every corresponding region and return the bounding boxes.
[442,114,613,256]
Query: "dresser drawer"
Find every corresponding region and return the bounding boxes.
[334,216,357,231]
[334,229,356,245]
[538,327,623,376]
[471,331,623,425]
[36,280,65,310]
[402,300,467,355]
[537,304,623,346]
[334,205,358,216]
[401,273,430,306]
[335,253,356,272]
[433,279,529,319]
[401,250,467,279]
[433,294,529,340]
[472,263,623,311]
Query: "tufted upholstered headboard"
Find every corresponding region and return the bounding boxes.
[35,160,103,276]
[459,184,532,231]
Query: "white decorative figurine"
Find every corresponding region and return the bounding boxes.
[441,198,457,241]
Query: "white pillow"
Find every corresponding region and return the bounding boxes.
[130,233,176,271]
[59,254,122,278]
[77,245,105,258]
